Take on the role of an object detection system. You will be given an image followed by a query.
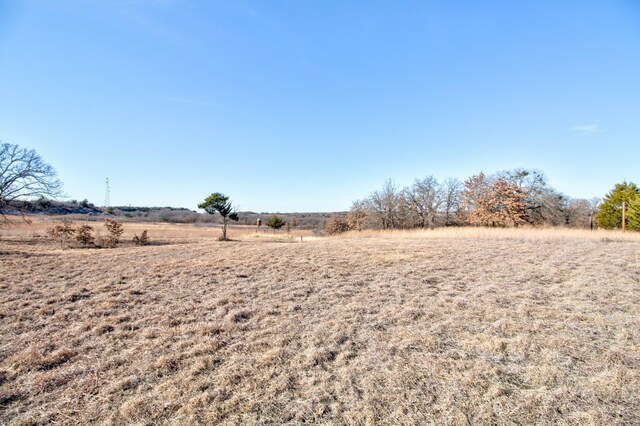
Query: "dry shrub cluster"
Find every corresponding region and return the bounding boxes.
[324,215,350,235]
[1,227,639,424]
[325,212,371,235]
[46,219,75,247]
[45,219,146,249]
[75,224,95,247]
[132,230,149,246]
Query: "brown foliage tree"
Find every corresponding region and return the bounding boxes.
[75,224,95,247]
[104,219,124,247]
[461,172,489,221]
[47,220,75,247]
[346,200,368,231]
[325,215,350,235]
[466,177,528,227]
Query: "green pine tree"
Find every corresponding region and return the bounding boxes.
[627,195,640,231]
[595,182,639,229]
[198,193,239,240]
[266,215,285,230]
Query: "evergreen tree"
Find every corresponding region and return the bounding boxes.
[198,193,239,240]
[266,215,285,230]
[595,182,639,229]
[627,195,640,231]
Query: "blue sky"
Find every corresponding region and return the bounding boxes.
[1,1,639,212]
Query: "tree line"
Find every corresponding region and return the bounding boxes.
[326,169,638,233]
[1,142,638,233]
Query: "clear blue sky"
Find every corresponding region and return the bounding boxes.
[1,1,639,212]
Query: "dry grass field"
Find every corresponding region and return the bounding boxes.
[1,220,640,425]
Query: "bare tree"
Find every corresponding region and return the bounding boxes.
[536,190,567,226]
[368,180,400,229]
[564,198,592,228]
[0,143,62,223]
[404,176,443,228]
[396,192,415,229]
[442,177,462,225]
[589,197,601,230]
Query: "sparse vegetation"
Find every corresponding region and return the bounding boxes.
[1,223,639,424]
[132,230,149,246]
[46,220,75,247]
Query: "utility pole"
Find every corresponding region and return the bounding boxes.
[105,178,110,208]
[622,201,626,232]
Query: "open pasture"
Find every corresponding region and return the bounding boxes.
[1,223,639,424]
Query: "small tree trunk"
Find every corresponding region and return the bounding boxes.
[222,216,228,240]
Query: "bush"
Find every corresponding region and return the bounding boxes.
[132,230,149,246]
[266,215,285,230]
[104,219,124,247]
[325,215,350,235]
[346,209,368,231]
[75,224,95,247]
[47,220,75,247]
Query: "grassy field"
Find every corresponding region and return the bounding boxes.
[1,220,639,424]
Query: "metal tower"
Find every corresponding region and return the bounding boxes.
[105,178,110,208]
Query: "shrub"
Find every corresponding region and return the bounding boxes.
[75,224,95,247]
[325,215,350,235]
[104,219,124,247]
[266,215,285,230]
[47,220,75,247]
[346,210,367,231]
[132,230,149,246]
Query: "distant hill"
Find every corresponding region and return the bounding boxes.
[7,199,344,229]
[6,199,103,216]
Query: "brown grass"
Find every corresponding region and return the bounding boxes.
[1,221,639,424]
